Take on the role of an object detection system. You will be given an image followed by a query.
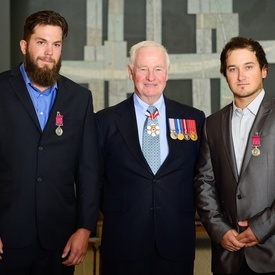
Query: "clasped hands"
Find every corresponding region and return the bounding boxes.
[220,220,259,252]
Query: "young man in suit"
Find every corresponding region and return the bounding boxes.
[195,36,275,274]
[96,41,205,275]
[0,10,99,275]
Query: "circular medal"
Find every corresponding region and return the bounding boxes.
[252,147,260,156]
[177,133,184,140]
[170,131,178,140]
[184,134,190,140]
[190,133,198,141]
[56,126,63,136]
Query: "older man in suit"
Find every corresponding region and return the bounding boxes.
[195,36,275,274]
[96,41,205,275]
[0,10,99,275]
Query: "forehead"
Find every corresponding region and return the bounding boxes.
[135,46,166,65]
[31,24,63,38]
[226,48,258,64]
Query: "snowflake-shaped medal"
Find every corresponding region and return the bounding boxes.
[147,124,160,137]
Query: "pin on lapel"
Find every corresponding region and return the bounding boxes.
[252,132,261,156]
[55,112,63,136]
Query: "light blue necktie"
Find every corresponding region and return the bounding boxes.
[142,106,161,174]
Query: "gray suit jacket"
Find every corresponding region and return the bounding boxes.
[195,93,275,273]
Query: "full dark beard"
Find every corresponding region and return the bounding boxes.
[24,50,61,87]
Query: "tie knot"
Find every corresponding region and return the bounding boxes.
[146,106,159,119]
[147,105,157,114]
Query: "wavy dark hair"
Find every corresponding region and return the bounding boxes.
[220,36,268,77]
[23,10,68,42]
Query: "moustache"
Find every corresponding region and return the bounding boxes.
[38,57,55,63]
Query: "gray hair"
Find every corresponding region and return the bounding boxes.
[128,41,170,69]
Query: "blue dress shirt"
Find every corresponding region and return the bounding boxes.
[20,63,57,131]
[133,93,169,164]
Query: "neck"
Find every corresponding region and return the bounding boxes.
[234,90,262,110]
[137,94,161,106]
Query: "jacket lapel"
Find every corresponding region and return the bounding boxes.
[9,65,67,136]
[240,94,273,176]
[161,98,184,168]
[9,65,41,132]
[115,97,152,172]
[221,104,239,182]
[42,77,66,138]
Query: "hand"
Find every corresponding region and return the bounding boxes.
[61,228,91,266]
[0,238,3,260]
[235,221,259,247]
[220,229,245,252]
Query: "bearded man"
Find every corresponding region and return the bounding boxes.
[0,10,99,275]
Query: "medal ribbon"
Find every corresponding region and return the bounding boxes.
[145,110,159,119]
[168,118,176,133]
[252,132,261,147]
[182,119,187,134]
[56,112,63,126]
[187,120,197,135]
[175,119,183,134]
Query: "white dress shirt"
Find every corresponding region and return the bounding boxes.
[231,90,265,174]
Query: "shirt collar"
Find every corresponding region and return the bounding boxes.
[133,93,165,117]
[233,89,265,116]
[20,63,58,95]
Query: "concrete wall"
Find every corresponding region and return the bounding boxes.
[2,0,275,114]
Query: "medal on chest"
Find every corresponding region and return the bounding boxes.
[147,123,160,137]
[252,132,261,156]
[146,110,160,137]
[55,112,64,136]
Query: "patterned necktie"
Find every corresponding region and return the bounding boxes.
[142,105,161,174]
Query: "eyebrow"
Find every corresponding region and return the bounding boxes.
[35,37,62,44]
[227,62,255,68]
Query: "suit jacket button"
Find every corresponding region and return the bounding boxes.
[237,194,242,199]
[37,177,43,182]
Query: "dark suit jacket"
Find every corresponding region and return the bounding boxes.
[195,93,275,273]
[95,95,205,262]
[0,64,99,250]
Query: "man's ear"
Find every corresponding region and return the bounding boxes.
[127,65,133,80]
[20,40,27,55]
[166,66,170,81]
[262,66,268,79]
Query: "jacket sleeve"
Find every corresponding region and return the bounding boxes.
[75,91,100,234]
[194,119,232,245]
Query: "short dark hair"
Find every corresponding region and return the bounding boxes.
[23,10,68,41]
[220,36,268,77]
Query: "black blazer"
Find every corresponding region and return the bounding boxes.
[0,64,99,250]
[96,95,205,262]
